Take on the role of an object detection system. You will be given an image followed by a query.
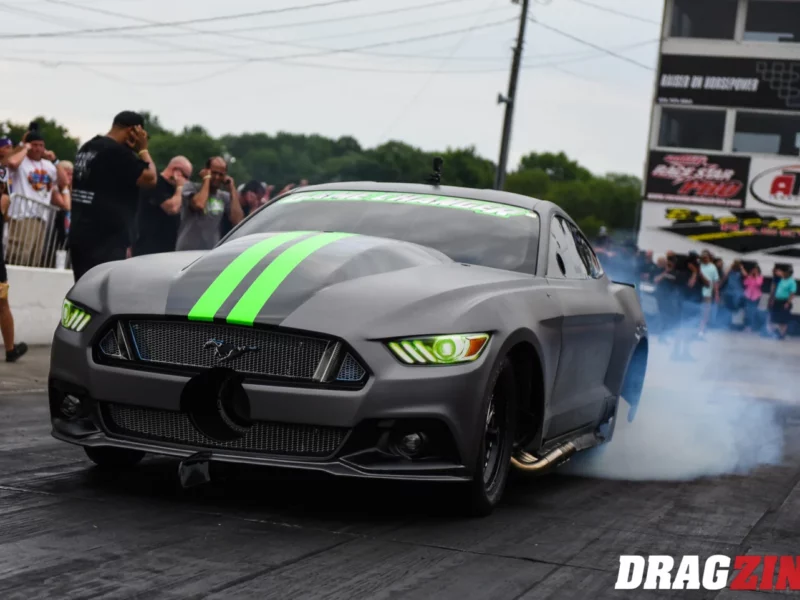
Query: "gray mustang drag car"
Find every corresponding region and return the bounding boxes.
[49,180,648,516]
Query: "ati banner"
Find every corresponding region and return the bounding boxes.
[748,157,800,213]
[657,54,800,111]
[644,151,751,208]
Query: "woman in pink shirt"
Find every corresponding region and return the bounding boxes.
[741,265,764,331]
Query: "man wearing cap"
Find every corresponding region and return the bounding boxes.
[69,111,157,282]
[2,131,67,267]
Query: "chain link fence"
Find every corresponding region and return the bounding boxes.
[2,194,70,270]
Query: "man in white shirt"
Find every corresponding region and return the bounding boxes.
[4,132,67,267]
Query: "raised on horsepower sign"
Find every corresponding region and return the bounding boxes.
[657,54,800,111]
[616,555,800,591]
[644,151,751,208]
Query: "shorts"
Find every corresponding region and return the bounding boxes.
[770,301,792,325]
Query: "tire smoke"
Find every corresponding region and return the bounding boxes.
[563,334,787,481]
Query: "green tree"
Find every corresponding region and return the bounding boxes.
[516,151,593,182]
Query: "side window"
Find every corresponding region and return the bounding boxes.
[548,216,588,280]
[569,224,605,279]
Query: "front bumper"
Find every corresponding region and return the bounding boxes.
[49,321,497,483]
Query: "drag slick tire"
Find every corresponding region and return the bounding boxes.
[84,446,145,469]
[461,356,517,518]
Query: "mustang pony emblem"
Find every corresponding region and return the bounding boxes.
[204,339,258,363]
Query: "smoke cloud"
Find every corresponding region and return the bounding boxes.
[563,332,788,481]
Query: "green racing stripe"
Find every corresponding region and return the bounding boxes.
[187,231,311,322]
[226,232,356,326]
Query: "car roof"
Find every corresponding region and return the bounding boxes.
[287,181,556,213]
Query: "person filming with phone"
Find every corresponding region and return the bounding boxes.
[68,111,157,282]
[175,156,243,251]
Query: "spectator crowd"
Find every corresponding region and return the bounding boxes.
[0,112,308,365]
[595,230,798,359]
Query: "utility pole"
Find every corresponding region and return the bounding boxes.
[494,0,530,191]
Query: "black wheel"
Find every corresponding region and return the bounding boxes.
[461,357,517,517]
[84,446,145,469]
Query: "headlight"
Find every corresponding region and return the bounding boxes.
[61,299,92,332]
[387,333,490,365]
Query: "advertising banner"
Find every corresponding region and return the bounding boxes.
[636,202,800,273]
[644,151,751,208]
[657,54,800,111]
[747,157,800,213]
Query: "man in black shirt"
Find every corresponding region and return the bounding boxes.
[69,111,157,282]
[131,156,193,257]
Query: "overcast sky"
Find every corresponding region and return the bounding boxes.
[0,0,663,178]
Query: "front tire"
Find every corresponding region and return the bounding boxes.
[84,446,145,469]
[461,357,517,517]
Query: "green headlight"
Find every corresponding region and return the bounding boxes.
[61,299,92,332]
[387,334,490,365]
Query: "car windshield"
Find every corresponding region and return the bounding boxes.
[225,190,541,274]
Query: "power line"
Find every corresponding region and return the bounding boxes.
[38,0,257,61]
[0,0,365,39]
[102,0,477,39]
[0,37,658,75]
[568,0,661,25]
[0,17,519,67]
[528,16,654,70]
[37,0,514,64]
[376,0,506,143]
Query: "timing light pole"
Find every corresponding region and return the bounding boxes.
[494,0,531,191]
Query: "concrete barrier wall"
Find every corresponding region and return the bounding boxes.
[6,266,75,346]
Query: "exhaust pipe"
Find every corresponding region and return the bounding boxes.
[511,442,578,472]
[511,432,599,472]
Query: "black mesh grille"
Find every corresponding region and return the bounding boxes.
[127,321,330,380]
[99,330,121,357]
[336,354,366,382]
[102,403,348,457]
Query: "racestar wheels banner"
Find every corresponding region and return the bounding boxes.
[644,151,751,208]
[636,201,800,274]
[748,157,800,213]
[657,54,800,112]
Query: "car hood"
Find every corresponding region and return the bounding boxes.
[71,231,537,338]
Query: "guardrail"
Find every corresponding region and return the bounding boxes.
[2,194,70,270]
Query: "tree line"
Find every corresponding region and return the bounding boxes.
[1,113,643,238]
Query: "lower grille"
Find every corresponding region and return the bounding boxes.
[102,403,349,457]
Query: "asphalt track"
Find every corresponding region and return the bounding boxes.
[1,333,800,599]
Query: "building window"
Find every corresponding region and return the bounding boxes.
[745,1,800,43]
[734,111,800,155]
[670,0,737,40]
[659,108,726,151]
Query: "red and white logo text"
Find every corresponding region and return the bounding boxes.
[615,555,800,591]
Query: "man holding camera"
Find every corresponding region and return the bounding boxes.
[69,111,157,282]
[175,156,243,251]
